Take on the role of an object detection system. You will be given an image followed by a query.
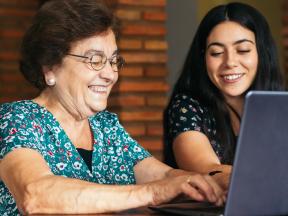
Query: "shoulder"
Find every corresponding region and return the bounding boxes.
[0,101,45,159]
[171,93,201,106]
[90,110,119,126]
[169,93,205,114]
[0,100,35,121]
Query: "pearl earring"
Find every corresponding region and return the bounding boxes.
[47,78,56,86]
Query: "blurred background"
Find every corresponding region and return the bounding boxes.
[0,0,286,160]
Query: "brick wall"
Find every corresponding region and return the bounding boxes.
[0,0,39,103]
[0,0,168,159]
[110,0,168,159]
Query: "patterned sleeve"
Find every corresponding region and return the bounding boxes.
[167,94,205,141]
[115,119,151,167]
[0,103,42,160]
[100,111,152,168]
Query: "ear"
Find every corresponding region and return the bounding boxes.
[43,66,56,86]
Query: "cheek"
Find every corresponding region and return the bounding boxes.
[244,54,258,74]
[113,73,119,84]
[205,56,218,79]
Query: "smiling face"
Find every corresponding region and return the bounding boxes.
[205,21,258,102]
[43,29,118,119]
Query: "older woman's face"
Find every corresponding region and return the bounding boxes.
[205,21,258,101]
[47,29,118,118]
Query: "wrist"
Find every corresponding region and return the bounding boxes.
[138,183,156,206]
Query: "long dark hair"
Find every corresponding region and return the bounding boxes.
[163,2,285,166]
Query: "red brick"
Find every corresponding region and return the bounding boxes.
[0,8,35,17]
[283,15,288,24]
[146,96,167,106]
[0,73,24,82]
[147,124,163,136]
[143,11,166,21]
[145,66,167,77]
[283,51,288,58]
[119,111,162,121]
[121,25,166,36]
[0,0,38,7]
[149,149,163,161]
[0,62,18,71]
[282,27,288,36]
[108,95,145,106]
[144,40,167,50]
[119,66,144,77]
[115,81,169,92]
[122,52,167,63]
[283,38,288,47]
[0,30,24,38]
[0,38,21,51]
[136,138,163,151]
[122,124,146,136]
[116,9,141,20]
[0,52,19,61]
[118,39,142,50]
[118,0,166,7]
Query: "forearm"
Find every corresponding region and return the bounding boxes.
[23,175,153,214]
[164,168,195,178]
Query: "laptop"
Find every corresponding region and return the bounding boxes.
[150,91,288,216]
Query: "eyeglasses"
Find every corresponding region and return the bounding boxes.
[67,53,125,72]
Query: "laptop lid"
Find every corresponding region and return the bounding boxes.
[150,91,288,216]
[225,91,288,216]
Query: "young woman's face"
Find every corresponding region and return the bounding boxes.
[205,21,258,101]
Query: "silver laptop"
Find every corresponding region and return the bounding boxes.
[151,91,288,216]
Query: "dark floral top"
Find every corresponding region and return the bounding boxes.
[0,100,151,216]
[165,94,224,167]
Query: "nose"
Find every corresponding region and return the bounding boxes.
[99,61,115,82]
[224,51,238,68]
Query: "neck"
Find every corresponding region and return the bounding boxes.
[224,95,245,118]
[224,95,245,136]
[33,89,88,125]
[34,89,93,150]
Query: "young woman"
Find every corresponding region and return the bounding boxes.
[163,2,285,190]
[0,0,224,215]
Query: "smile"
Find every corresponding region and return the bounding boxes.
[88,85,108,93]
[222,73,244,82]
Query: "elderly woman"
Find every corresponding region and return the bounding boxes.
[0,0,224,215]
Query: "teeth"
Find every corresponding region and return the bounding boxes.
[89,86,107,92]
[223,74,242,81]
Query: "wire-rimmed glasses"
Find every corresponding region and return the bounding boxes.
[67,52,125,72]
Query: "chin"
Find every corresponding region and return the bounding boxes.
[92,103,107,112]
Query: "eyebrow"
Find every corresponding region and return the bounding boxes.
[207,39,255,49]
[84,49,119,56]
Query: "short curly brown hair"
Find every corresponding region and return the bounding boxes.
[19,0,119,90]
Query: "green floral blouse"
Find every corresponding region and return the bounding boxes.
[0,100,151,216]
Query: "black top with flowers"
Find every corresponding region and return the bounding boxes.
[165,93,225,167]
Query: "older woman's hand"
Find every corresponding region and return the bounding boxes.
[134,157,225,207]
[211,171,231,191]
[148,174,225,207]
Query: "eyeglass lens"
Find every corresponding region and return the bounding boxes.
[90,54,124,72]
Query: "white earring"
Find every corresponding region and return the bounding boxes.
[46,78,56,86]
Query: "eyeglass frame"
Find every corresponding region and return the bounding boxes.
[67,52,125,72]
